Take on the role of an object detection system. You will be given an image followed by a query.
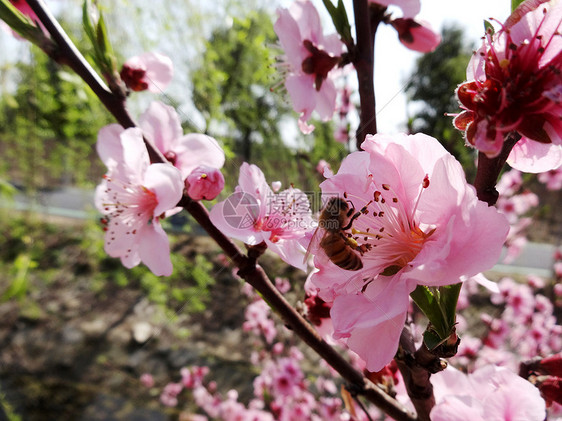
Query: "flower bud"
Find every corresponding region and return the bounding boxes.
[186,166,225,201]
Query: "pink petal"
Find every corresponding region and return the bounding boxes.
[139,52,174,93]
[119,128,150,178]
[298,118,315,134]
[431,396,485,421]
[137,221,174,276]
[267,238,308,271]
[175,134,225,178]
[507,137,562,173]
[332,292,408,372]
[274,7,308,69]
[237,162,272,205]
[96,124,125,169]
[314,77,337,121]
[291,0,324,45]
[285,74,316,122]
[143,163,183,216]
[409,157,509,286]
[139,101,183,155]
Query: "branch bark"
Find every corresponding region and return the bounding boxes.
[352,0,385,149]
[24,1,417,419]
[473,132,521,205]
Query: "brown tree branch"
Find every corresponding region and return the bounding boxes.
[473,132,521,205]
[352,0,385,149]
[24,1,417,419]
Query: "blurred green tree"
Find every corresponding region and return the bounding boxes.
[0,44,112,190]
[190,10,347,194]
[405,25,476,180]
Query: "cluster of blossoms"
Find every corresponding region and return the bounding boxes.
[145,281,377,421]
[495,169,539,263]
[453,0,562,172]
[95,100,225,275]
[451,275,562,374]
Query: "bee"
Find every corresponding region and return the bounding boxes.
[306,197,369,271]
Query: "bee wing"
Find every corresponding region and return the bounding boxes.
[303,225,325,264]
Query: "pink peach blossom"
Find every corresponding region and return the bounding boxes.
[538,166,562,190]
[120,52,173,93]
[308,133,509,371]
[274,0,344,132]
[390,18,441,53]
[431,365,546,421]
[139,101,225,180]
[95,127,183,276]
[453,0,562,172]
[210,163,313,270]
[186,165,225,201]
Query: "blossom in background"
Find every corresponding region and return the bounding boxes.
[274,0,344,133]
[431,365,546,421]
[308,133,509,371]
[390,18,441,52]
[453,0,562,172]
[315,159,332,177]
[138,101,225,184]
[95,127,183,276]
[210,163,313,270]
[538,166,562,190]
[120,52,174,93]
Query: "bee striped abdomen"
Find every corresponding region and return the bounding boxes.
[320,234,363,271]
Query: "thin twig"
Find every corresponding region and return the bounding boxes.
[23,1,417,419]
[473,132,521,205]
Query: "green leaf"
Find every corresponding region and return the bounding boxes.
[483,19,495,36]
[321,0,353,46]
[82,0,116,75]
[82,0,96,44]
[511,0,526,12]
[438,283,462,328]
[0,0,47,44]
[95,14,116,73]
[423,329,443,351]
[411,283,461,341]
